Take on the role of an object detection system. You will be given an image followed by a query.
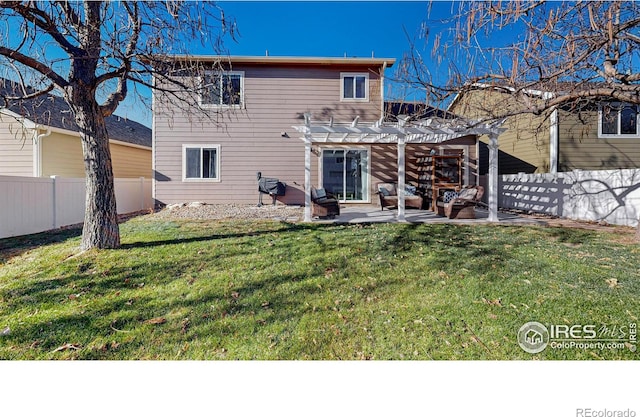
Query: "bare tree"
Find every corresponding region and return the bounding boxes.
[398,1,640,119]
[398,1,640,236]
[0,1,235,250]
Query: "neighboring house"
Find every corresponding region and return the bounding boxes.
[0,79,152,178]
[152,56,480,206]
[449,84,640,174]
[383,101,455,122]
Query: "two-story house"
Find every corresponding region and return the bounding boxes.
[152,55,394,206]
[152,55,484,208]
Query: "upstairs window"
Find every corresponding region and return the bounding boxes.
[183,145,220,181]
[200,71,244,108]
[599,103,639,138]
[341,73,369,101]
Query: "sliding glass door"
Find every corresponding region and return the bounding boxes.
[321,149,369,202]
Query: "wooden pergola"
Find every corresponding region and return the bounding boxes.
[293,113,506,222]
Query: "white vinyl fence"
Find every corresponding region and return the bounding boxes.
[0,175,153,239]
[483,169,640,227]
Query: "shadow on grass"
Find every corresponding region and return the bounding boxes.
[541,226,599,245]
[0,220,315,262]
[388,223,509,274]
[3,220,624,359]
[0,227,82,263]
[3,223,412,359]
[118,221,318,250]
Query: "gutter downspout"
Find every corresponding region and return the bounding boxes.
[549,109,559,174]
[381,61,388,118]
[33,125,52,177]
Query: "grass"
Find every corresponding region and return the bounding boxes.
[0,216,638,360]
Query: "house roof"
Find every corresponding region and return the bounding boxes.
[384,101,456,122]
[157,54,396,68]
[0,78,151,148]
[447,81,618,112]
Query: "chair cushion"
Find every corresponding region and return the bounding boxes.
[378,186,391,196]
[442,190,459,203]
[315,188,327,199]
[457,187,478,201]
[402,185,417,196]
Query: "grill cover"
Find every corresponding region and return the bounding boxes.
[258,177,286,196]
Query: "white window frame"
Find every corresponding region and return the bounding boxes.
[598,102,640,138]
[182,144,221,182]
[340,72,369,102]
[319,146,371,203]
[198,70,245,109]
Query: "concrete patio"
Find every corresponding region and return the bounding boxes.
[315,206,546,225]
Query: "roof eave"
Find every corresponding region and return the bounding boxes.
[0,108,38,129]
[145,54,395,68]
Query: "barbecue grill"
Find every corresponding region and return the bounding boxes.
[257,172,286,206]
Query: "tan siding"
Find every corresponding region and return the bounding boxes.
[42,132,151,178]
[0,116,33,176]
[558,109,640,170]
[450,90,551,174]
[452,89,640,172]
[41,132,85,177]
[110,143,152,178]
[154,64,385,205]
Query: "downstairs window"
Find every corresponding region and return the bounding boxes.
[183,145,220,181]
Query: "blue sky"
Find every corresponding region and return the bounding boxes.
[119,1,450,126]
[218,1,432,58]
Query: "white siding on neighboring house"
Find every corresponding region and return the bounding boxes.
[0,112,34,176]
[0,118,151,179]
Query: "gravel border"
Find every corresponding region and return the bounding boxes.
[150,202,304,222]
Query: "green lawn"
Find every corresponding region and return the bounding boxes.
[0,216,638,360]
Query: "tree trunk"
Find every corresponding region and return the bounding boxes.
[71,96,120,250]
[636,222,640,242]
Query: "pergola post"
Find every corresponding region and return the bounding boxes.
[397,134,406,222]
[304,139,312,222]
[487,133,499,222]
[396,116,409,222]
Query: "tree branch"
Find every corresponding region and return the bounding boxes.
[0,46,69,88]
[0,83,55,105]
[6,2,83,56]
[99,2,140,117]
[55,0,83,31]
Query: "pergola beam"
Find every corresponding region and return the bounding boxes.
[298,126,502,142]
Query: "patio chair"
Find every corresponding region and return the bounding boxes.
[436,185,484,219]
[376,182,424,210]
[311,187,340,219]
